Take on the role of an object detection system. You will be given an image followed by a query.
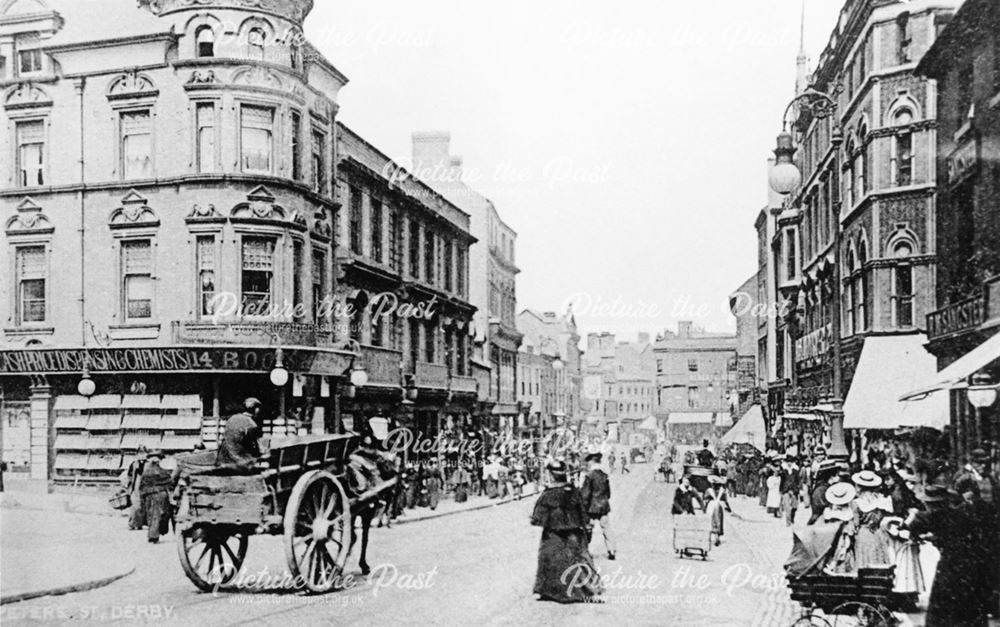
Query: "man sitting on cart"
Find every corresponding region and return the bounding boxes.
[217,397,263,472]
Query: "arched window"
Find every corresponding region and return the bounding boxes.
[892,108,914,186]
[845,247,856,336]
[843,136,856,208]
[195,26,215,58]
[892,240,915,328]
[247,27,266,61]
[856,123,868,195]
[856,239,869,331]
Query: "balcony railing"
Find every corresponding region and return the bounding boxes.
[172,321,335,346]
[360,345,402,386]
[415,361,449,389]
[927,295,985,341]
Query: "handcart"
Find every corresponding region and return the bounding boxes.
[672,513,712,560]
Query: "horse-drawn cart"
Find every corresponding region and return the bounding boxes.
[174,433,396,594]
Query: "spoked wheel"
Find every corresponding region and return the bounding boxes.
[177,523,249,592]
[283,470,351,594]
[789,611,833,626]
[831,602,895,627]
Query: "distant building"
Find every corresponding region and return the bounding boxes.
[653,322,738,415]
[516,309,582,436]
[580,332,656,444]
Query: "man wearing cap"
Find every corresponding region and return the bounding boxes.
[580,451,615,560]
[217,398,263,471]
[138,450,173,543]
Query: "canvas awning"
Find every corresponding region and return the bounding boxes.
[782,412,823,422]
[900,330,1000,401]
[844,334,939,429]
[721,405,766,451]
[638,415,658,431]
[667,412,714,424]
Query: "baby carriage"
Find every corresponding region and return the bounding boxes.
[784,524,899,626]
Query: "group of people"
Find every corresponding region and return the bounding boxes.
[119,447,178,544]
[531,450,617,604]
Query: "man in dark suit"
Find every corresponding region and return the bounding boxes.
[581,451,616,560]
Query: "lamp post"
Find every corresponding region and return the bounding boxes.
[769,85,848,459]
[968,372,998,454]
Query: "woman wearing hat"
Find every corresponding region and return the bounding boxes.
[821,482,857,574]
[765,462,782,518]
[703,475,732,546]
[530,460,603,603]
[905,485,989,627]
[850,470,892,568]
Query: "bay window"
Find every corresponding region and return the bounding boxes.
[240,105,274,174]
[241,237,275,314]
[195,103,216,173]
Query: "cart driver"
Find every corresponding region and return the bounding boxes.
[217,397,263,471]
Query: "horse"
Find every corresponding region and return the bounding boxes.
[345,448,400,576]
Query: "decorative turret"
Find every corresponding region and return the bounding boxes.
[137,0,314,25]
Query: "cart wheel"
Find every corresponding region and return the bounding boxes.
[830,602,894,627]
[177,524,248,592]
[284,470,351,594]
[789,613,833,627]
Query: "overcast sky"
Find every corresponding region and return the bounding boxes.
[307,0,844,340]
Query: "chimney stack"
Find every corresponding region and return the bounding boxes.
[678,321,693,338]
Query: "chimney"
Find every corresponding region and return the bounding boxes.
[678,321,693,338]
[412,131,463,184]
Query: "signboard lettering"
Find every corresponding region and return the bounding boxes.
[0,347,290,375]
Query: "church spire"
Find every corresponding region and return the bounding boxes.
[795,0,810,95]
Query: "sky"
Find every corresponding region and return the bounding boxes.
[306,0,845,340]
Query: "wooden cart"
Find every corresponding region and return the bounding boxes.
[786,566,897,626]
[173,434,395,594]
[672,513,712,560]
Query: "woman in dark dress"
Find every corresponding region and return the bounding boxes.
[905,485,990,627]
[672,477,700,515]
[531,460,603,603]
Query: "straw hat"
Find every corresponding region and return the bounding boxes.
[708,475,726,485]
[852,470,883,488]
[970,448,989,463]
[918,484,952,503]
[825,482,857,506]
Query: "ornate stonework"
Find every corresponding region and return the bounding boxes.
[231,66,284,90]
[187,203,221,220]
[4,82,52,109]
[137,0,313,24]
[230,186,303,228]
[5,197,54,235]
[186,70,218,86]
[109,190,160,228]
[107,71,158,99]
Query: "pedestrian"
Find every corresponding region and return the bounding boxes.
[765,463,782,517]
[139,450,173,544]
[580,451,616,560]
[881,515,925,612]
[531,460,603,603]
[696,439,715,468]
[953,448,1000,616]
[822,482,858,574]
[403,461,418,509]
[808,461,843,524]
[905,484,990,627]
[217,398,263,472]
[758,462,771,507]
[619,451,630,475]
[672,476,700,515]
[781,457,801,526]
[452,462,472,503]
[121,446,148,530]
[608,452,616,474]
[850,470,892,568]
[423,459,444,510]
[483,455,500,499]
[703,475,732,546]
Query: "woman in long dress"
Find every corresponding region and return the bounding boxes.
[703,475,732,546]
[531,460,603,603]
[850,471,892,568]
[765,466,782,517]
[821,482,858,574]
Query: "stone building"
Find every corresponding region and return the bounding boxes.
[516,309,581,439]
[334,124,477,456]
[580,331,657,444]
[410,133,523,432]
[909,0,1000,462]
[770,0,958,452]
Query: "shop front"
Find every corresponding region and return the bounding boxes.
[0,344,354,484]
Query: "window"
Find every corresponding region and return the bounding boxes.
[196,26,215,58]
[687,359,698,372]
[784,228,798,282]
[247,28,266,61]
[240,105,274,173]
[424,230,436,284]
[892,108,914,187]
[456,332,467,376]
[857,124,869,194]
[311,129,326,191]
[15,246,46,324]
[196,236,216,318]
[15,120,44,187]
[312,250,326,319]
[241,237,275,314]
[292,240,304,320]
[290,112,302,181]
[17,49,41,75]
[408,318,420,367]
[455,247,466,296]
[687,386,699,409]
[349,188,363,255]
[388,209,401,272]
[195,103,216,173]
[120,110,152,179]
[896,13,911,65]
[893,242,915,327]
[408,219,420,278]
[121,240,153,321]
[844,139,855,208]
[859,242,870,331]
[370,199,383,263]
[957,65,974,127]
[443,240,453,292]
[371,306,385,347]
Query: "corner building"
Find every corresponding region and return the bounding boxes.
[0,0,353,482]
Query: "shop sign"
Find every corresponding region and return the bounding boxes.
[795,324,832,367]
[927,295,985,341]
[0,346,335,375]
[947,138,978,186]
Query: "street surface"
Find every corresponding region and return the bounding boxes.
[3,466,806,627]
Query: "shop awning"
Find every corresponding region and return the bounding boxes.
[715,412,733,428]
[721,405,766,451]
[667,412,714,424]
[783,412,823,421]
[638,415,658,431]
[900,330,1000,401]
[844,334,938,430]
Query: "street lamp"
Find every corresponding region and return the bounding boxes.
[769,85,848,459]
[269,347,290,387]
[77,357,96,397]
[967,373,998,409]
